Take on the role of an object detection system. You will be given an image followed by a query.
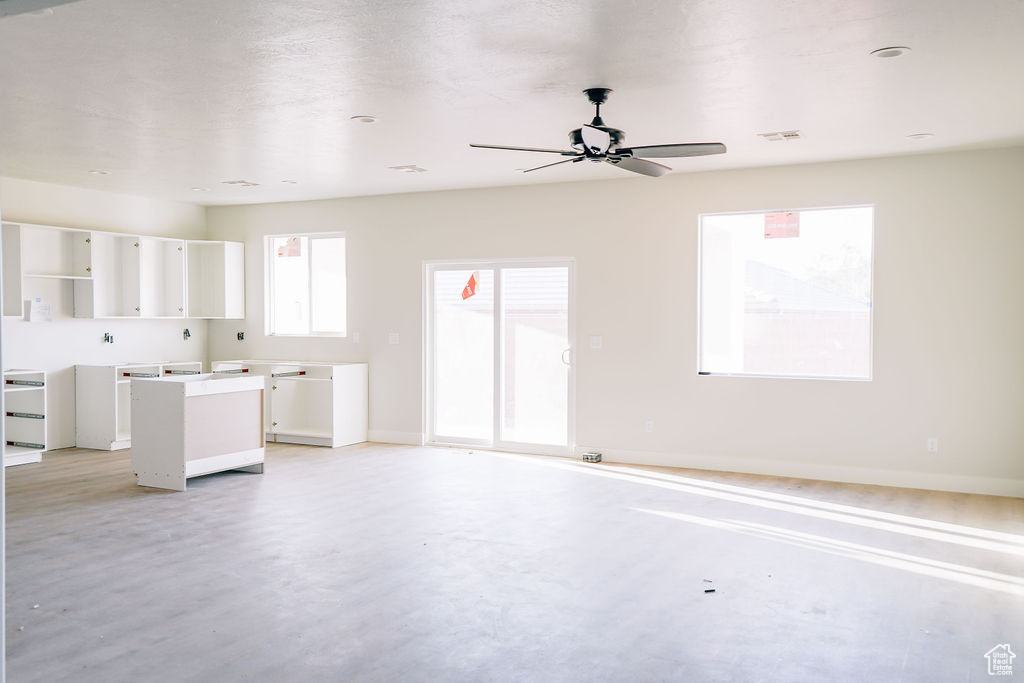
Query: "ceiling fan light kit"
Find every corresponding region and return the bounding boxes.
[470,87,726,177]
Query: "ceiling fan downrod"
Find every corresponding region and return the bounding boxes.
[584,87,611,127]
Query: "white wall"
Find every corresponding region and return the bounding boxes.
[205,147,1024,497]
[1,177,209,449]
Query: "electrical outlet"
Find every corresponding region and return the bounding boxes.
[927,437,939,453]
[589,335,603,349]
[644,420,654,433]
[352,331,360,344]
[388,332,400,345]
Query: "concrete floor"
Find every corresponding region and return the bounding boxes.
[5,443,1024,682]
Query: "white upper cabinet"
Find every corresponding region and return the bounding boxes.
[2,222,93,316]
[2,222,242,320]
[74,234,186,318]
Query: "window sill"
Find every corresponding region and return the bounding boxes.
[266,332,348,339]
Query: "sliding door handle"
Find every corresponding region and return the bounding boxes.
[561,347,572,367]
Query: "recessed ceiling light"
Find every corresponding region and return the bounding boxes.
[88,169,110,175]
[350,115,377,124]
[871,46,911,58]
[758,130,803,141]
[221,179,260,187]
[190,187,209,192]
[907,133,935,140]
[281,179,298,184]
[389,165,427,173]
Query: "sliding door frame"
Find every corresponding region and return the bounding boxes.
[423,257,576,457]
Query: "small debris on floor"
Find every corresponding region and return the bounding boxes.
[18,626,24,632]
[703,579,716,593]
[32,604,39,609]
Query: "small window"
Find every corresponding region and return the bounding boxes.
[698,206,873,379]
[265,233,346,336]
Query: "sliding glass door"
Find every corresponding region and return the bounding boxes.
[426,260,573,455]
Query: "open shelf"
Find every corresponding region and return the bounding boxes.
[24,273,92,280]
[269,426,333,439]
[17,224,92,278]
[5,445,44,456]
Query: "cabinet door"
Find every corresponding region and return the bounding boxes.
[83,233,140,317]
[140,238,185,317]
[185,241,244,319]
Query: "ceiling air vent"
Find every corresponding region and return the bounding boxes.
[221,179,260,187]
[758,130,803,142]
[389,165,428,173]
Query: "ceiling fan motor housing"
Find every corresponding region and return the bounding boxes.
[569,125,625,156]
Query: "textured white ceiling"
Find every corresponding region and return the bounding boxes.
[0,0,1022,205]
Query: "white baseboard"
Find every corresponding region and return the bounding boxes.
[367,429,422,446]
[573,446,1024,498]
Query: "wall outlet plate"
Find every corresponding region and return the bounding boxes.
[388,332,400,345]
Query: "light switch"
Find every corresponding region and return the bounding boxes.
[388,332,400,345]
[352,332,360,344]
[589,335,603,349]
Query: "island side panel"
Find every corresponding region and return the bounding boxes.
[130,379,186,491]
[183,389,264,477]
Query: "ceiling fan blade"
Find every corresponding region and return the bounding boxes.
[581,125,611,155]
[522,157,582,173]
[470,143,578,156]
[606,156,672,177]
[616,142,727,158]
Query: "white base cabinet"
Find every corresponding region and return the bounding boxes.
[210,360,367,447]
[76,361,203,450]
[4,369,46,467]
[130,373,265,491]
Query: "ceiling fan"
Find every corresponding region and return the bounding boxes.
[470,88,726,177]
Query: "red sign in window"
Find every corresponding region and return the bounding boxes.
[461,271,480,300]
[765,212,800,238]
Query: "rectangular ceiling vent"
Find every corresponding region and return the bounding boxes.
[221,179,260,187]
[758,130,803,142]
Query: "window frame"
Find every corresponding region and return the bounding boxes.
[696,204,875,381]
[264,231,347,338]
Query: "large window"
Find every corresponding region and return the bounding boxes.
[265,233,346,336]
[698,206,873,379]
